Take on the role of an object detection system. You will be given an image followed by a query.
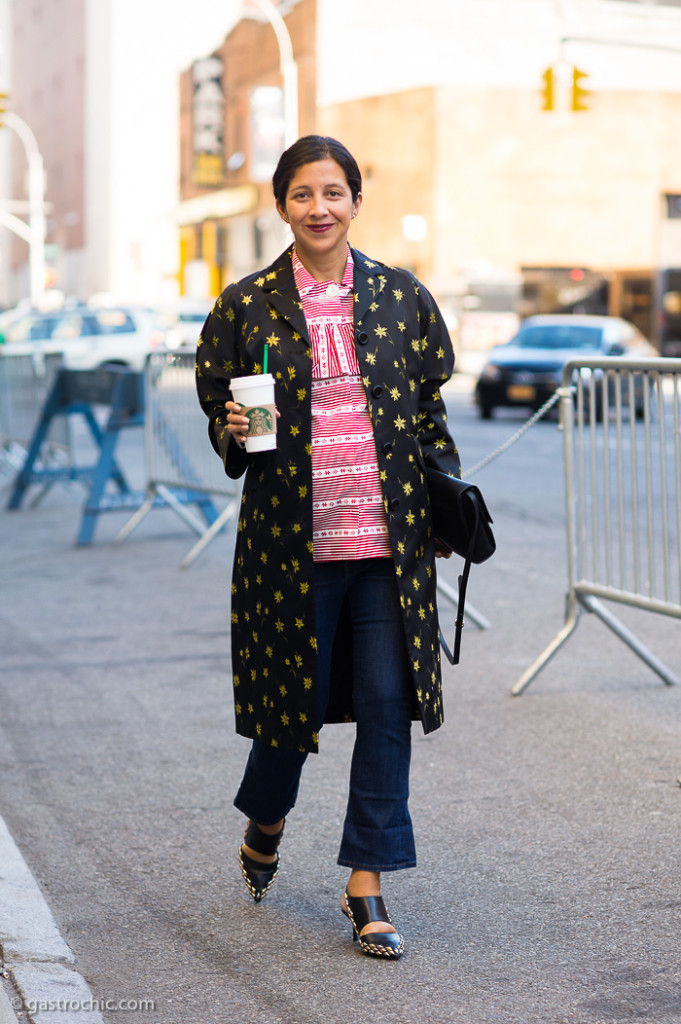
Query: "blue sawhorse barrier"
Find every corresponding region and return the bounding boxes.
[7,366,218,545]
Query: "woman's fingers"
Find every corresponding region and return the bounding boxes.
[225,400,249,445]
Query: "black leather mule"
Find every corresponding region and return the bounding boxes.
[238,819,285,903]
[341,892,405,959]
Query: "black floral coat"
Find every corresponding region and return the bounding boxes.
[196,245,461,754]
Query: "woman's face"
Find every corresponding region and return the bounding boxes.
[276,158,361,271]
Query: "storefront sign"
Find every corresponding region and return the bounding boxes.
[192,55,225,188]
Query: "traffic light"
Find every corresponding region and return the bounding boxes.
[0,92,9,126]
[541,67,554,112]
[571,66,589,111]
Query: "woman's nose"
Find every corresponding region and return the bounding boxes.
[310,193,327,216]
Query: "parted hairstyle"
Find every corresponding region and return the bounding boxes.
[272,135,362,206]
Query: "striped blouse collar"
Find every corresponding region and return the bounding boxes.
[291,245,354,299]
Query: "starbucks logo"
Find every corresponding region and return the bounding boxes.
[247,406,274,436]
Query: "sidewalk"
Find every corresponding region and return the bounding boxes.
[1,387,680,1024]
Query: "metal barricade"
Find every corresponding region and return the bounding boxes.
[513,356,681,695]
[115,352,240,566]
[0,349,69,482]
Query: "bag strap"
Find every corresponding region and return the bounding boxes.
[439,556,471,666]
[438,491,481,666]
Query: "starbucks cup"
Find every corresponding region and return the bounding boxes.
[230,373,277,452]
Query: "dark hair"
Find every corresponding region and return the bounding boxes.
[272,135,362,206]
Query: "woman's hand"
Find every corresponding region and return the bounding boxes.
[434,543,452,559]
[225,400,250,448]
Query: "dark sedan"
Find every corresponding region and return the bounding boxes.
[474,314,656,419]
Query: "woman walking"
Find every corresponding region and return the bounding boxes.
[196,135,461,959]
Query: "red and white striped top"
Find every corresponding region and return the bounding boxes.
[292,247,391,562]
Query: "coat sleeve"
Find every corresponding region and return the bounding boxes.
[413,278,462,480]
[195,288,249,480]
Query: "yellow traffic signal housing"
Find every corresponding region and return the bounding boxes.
[541,67,554,111]
[571,66,589,111]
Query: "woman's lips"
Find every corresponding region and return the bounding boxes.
[307,223,334,233]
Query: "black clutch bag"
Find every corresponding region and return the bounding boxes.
[426,467,496,665]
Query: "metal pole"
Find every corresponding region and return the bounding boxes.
[247,0,299,147]
[2,111,46,307]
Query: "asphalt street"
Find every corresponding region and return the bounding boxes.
[1,379,680,1024]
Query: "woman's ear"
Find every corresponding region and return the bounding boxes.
[275,200,289,224]
[351,192,363,219]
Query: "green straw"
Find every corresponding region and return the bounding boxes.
[263,343,269,373]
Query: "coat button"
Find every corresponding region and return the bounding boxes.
[381,441,393,454]
[372,385,384,398]
[356,331,368,345]
[389,498,400,511]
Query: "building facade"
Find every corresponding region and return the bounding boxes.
[178,0,316,297]
[4,0,681,354]
[179,0,681,353]
[1,0,244,307]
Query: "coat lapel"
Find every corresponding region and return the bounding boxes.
[259,247,310,345]
[351,248,390,326]
[258,246,390,343]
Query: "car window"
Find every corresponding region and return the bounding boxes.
[514,325,603,350]
[3,316,60,343]
[92,310,136,334]
[52,314,97,340]
[178,312,210,323]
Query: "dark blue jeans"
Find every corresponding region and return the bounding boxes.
[234,558,416,871]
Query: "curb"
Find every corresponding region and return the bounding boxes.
[0,816,104,1024]
[0,979,19,1024]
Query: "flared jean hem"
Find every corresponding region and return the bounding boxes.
[336,857,416,872]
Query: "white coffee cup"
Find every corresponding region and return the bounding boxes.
[230,373,277,452]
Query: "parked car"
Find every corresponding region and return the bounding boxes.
[160,300,213,352]
[474,314,657,419]
[0,305,167,372]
